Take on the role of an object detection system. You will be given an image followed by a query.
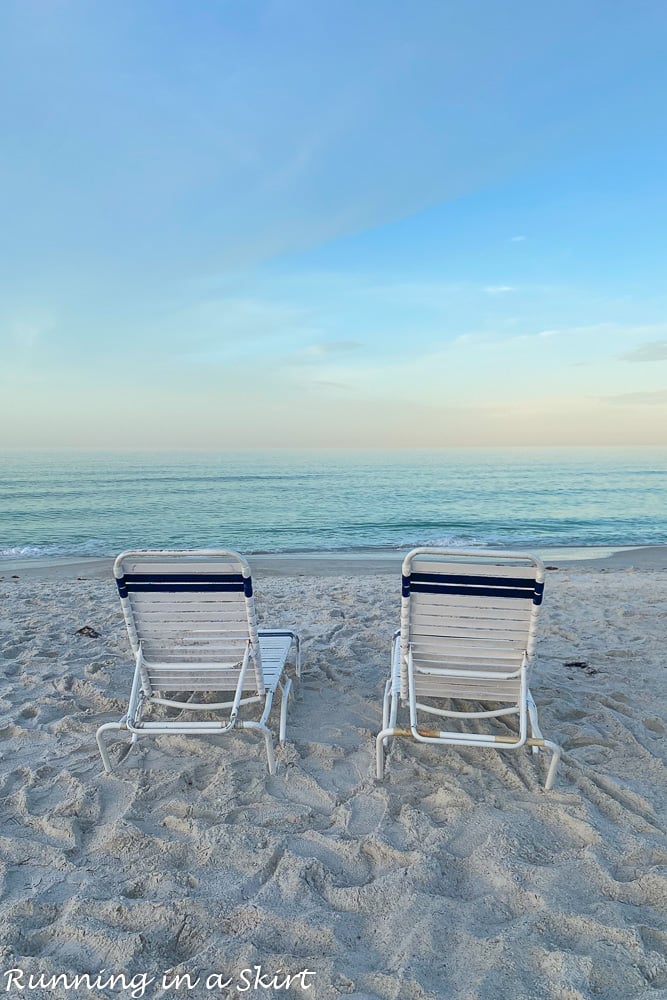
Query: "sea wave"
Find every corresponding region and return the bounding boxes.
[0,541,111,559]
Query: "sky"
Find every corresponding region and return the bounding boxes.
[1,0,666,448]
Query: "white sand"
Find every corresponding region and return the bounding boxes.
[0,554,665,999]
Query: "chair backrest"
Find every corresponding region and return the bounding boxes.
[400,548,545,701]
[114,549,264,694]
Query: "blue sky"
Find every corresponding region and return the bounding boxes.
[1,0,666,447]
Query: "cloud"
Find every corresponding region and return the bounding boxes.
[453,328,558,348]
[536,323,612,338]
[451,332,499,349]
[509,235,526,242]
[514,322,666,343]
[12,321,45,349]
[309,379,350,390]
[484,285,515,295]
[619,340,667,363]
[182,296,307,340]
[291,340,361,363]
[1,313,55,352]
[601,389,667,406]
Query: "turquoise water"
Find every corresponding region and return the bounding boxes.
[1,448,666,560]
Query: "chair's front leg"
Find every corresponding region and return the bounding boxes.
[96,717,127,774]
[527,690,543,754]
[376,725,397,780]
[543,739,562,791]
[279,677,292,742]
[382,678,392,731]
[240,721,276,774]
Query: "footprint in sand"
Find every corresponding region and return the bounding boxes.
[344,790,388,836]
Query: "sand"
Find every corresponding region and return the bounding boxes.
[0,550,665,999]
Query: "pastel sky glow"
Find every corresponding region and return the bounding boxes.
[1,0,666,447]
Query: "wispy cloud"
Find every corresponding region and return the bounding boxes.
[12,321,45,349]
[290,340,361,363]
[526,322,612,338]
[512,322,665,342]
[619,340,667,363]
[509,235,526,242]
[179,297,308,341]
[453,328,558,348]
[484,285,515,295]
[450,334,487,349]
[309,379,350,390]
[601,389,667,405]
[158,296,318,368]
[2,314,55,352]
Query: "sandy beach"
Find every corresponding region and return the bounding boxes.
[0,549,665,999]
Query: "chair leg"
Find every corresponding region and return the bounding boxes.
[543,739,561,791]
[376,726,396,780]
[382,678,391,731]
[376,731,386,781]
[385,684,400,750]
[241,721,276,775]
[527,692,543,754]
[389,685,398,727]
[378,675,399,777]
[279,677,292,743]
[295,634,302,681]
[96,719,126,774]
[526,690,561,788]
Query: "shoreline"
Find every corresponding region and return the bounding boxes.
[2,543,667,580]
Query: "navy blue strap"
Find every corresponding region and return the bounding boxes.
[403,572,543,605]
[410,572,537,588]
[116,573,252,599]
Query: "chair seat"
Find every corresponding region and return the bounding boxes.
[142,632,294,694]
[258,632,296,691]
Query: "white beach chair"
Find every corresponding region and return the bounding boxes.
[96,549,300,775]
[376,548,561,790]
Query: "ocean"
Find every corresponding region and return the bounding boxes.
[1,448,666,563]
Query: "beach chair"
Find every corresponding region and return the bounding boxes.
[96,549,300,775]
[376,548,561,789]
